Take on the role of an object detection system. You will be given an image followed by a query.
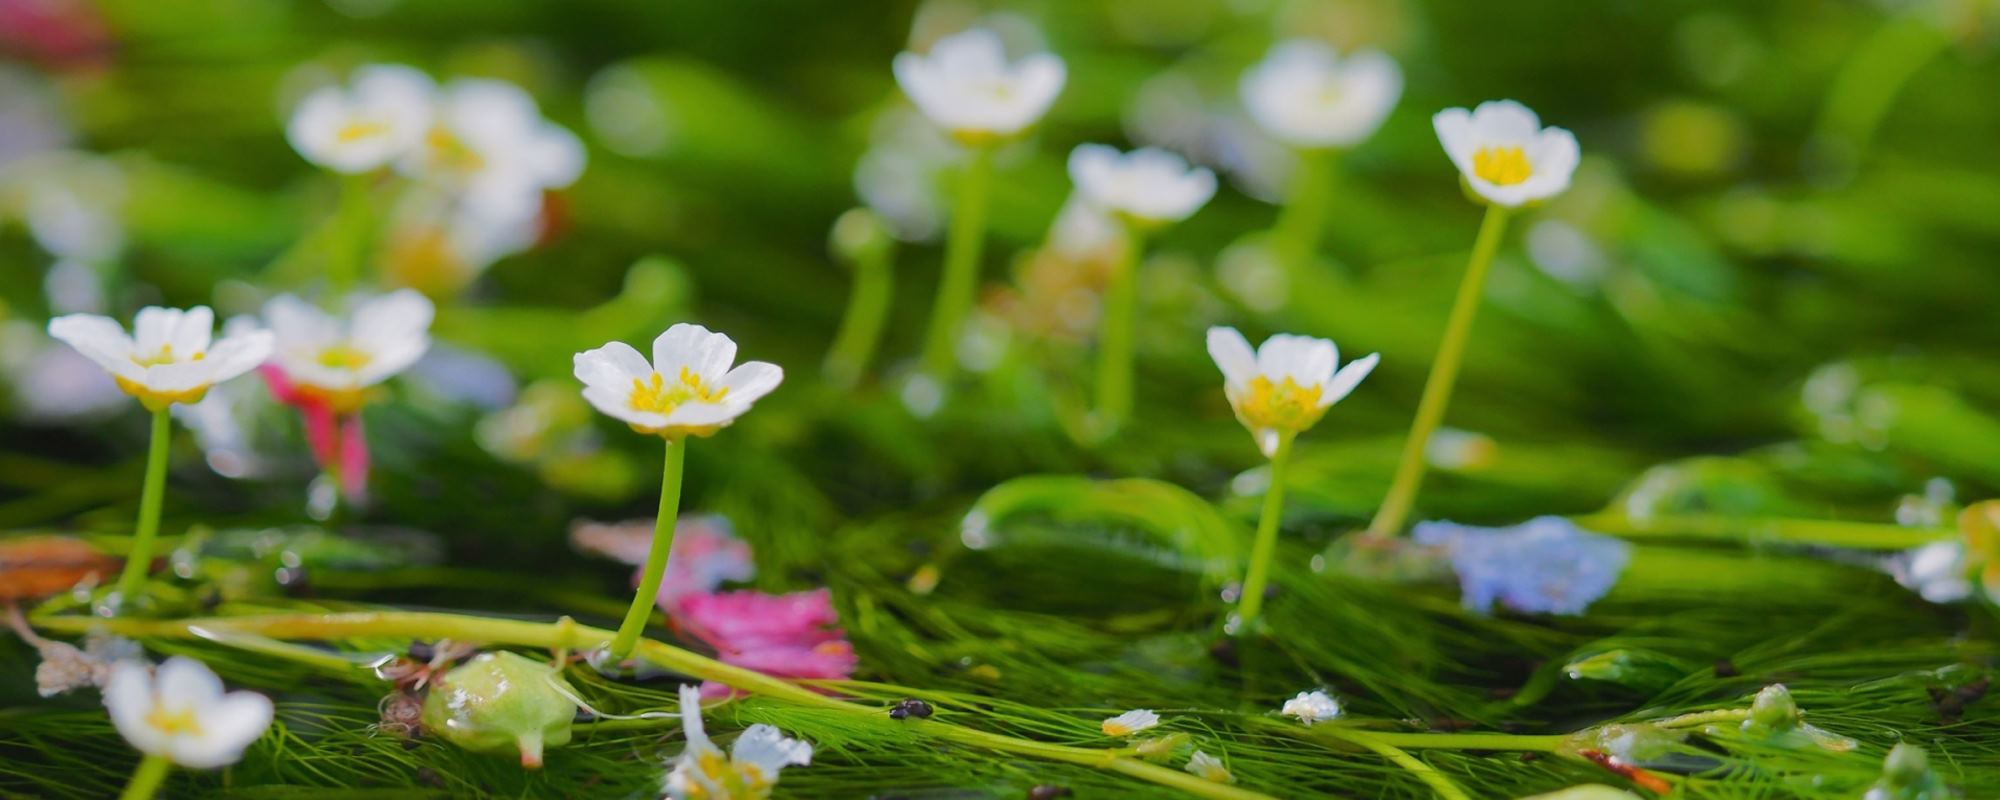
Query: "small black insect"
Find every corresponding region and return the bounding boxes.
[888,698,934,720]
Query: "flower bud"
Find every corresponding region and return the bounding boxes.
[421,652,579,768]
[829,208,893,267]
[1744,684,1800,734]
[1869,742,1949,800]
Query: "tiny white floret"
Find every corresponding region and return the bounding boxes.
[664,683,812,800]
[104,656,274,769]
[48,306,274,410]
[573,323,783,438]
[400,78,586,223]
[262,290,435,411]
[1185,749,1235,784]
[1068,144,1216,227]
[1240,40,1402,150]
[1101,708,1160,737]
[1280,690,1341,726]
[1206,326,1377,457]
[1433,100,1579,208]
[893,28,1066,143]
[287,64,436,174]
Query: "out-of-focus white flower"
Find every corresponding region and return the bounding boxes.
[1240,40,1401,150]
[1413,516,1631,615]
[400,78,585,222]
[893,28,1065,143]
[286,65,435,174]
[48,307,273,410]
[1433,100,1579,208]
[1186,749,1235,784]
[1101,709,1160,736]
[104,657,274,769]
[1206,326,1378,457]
[380,185,543,295]
[261,290,434,412]
[1068,144,1216,227]
[573,323,782,438]
[1047,193,1122,258]
[663,683,812,800]
[1280,690,1341,726]
[1888,541,1974,604]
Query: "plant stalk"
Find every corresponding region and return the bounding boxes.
[825,238,896,389]
[113,409,172,611]
[1234,432,1295,630]
[118,754,171,800]
[1572,511,1952,551]
[1368,206,1511,537]
[1092,224,1142,438]
[1270,148,1333,272]
[608,436,687,660]
[919,146,995,387]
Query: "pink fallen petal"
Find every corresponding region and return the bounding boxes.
[700,640,858,700]
[338,413,369,503]
[674,588,842,652]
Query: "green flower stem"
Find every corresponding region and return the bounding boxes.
[919,145,996,386]
[117,754,171,800]
[825,237,896,389]
[1092,224,1142,438]
[1269,719,1565,799]
[40,611,1274,800]
[1336,733,1472,800]
[1368,205,1512,537]
[1270,148,1334,271]
[1234,432,1296,631]
[328,172,373,291]
[113,409,172,612]
[1571,511,1952,551]
[608,436,687,661]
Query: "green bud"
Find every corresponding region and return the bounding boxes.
[1868,742,1949,799]
[830,208,893,266]
[422,651,579,768]
[1744,684,1800,734]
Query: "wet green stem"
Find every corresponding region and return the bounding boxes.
[114,409,171,611]
[1369,206,1511,537]
[1092,224,1142,439]
[38,611,1273,800]
[609,436,686,660]
[1234,432,1295,630]
[118,754,171,800]
[825,236,896,389]
[919,146,995,387]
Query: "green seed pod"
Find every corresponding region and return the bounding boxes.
[1744,684,1801,734]
[1869,743,1949,800]
[421,651,579,768]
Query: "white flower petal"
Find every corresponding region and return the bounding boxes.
[573,342,651,391]
[104,661,159,754]
[1320,352,1379,407]
[1205,326,1257,391]
[718,361,783,406]
[731,724,814,773]
[47,313,136,377]
[652,323,735,382]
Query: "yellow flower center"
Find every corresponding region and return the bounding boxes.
[1238,375,1325,432]
[316,344,373,371]
[426,127,486,173]
[1472,146,1533,186]
[130,345,203,368]
[628,368,729,415]
[146,704,203,737]
[336,120,390,143]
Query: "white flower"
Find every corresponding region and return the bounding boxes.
[286,65,435,174]
[1433,100,1579,208]
[574,323,783,438]
[1206,326,1378,457]
[1888,541,1975,604]
[400,78,586,223]
[1185,749,1235,784]
[664,683,812,800]
[104,657,273,769]
[380,185,543,295]
[893,28,1065,142]
[1240,40,1402,150]
[1068,144,1216,227]
[261,290,434,411]
[1280,690,1341,726]
[1101,709,1160,737]
[48,306,274,410]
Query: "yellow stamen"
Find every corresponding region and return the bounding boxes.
[145,704,203,736]
[335,120,389,143]
[1472,145,1533,186]
[425,127,486,173]
[627,369,729,415]
[316,344,373,371]
[130,345,202,368]
[1238,375,1326,432]
[1103,721,1135,736]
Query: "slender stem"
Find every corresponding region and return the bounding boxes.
[1270,148,1333,272]
[609,436,687,660]
[919,146,995,385]
[1368,206,1511,537]
[328,172,372,291]
[1234,432,1295,630]
[114,409,172,611]
[1572,511,1952,551]
[1092,224,1142,438]
[1336,732,1474,800]
[40,611,1275,800]
[118,754,171,800]
[825,237,896,389]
